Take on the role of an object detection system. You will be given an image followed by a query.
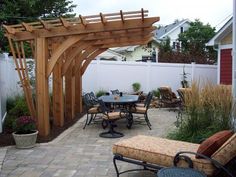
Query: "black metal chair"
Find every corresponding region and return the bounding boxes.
[173,151,234,177]
[88,92,99,105]
[111,89,120,95]
[135,92,151,107]
[131,92,153,129]
[98,99,128,138]
[83,93,101,129]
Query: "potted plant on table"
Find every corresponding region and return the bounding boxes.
[12,116,38,149]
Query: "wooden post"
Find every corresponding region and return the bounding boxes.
[65,62,74,119]
[75,69,83,113]
[52,57,64,126]
[35,38,50,136]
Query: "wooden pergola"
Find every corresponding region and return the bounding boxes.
[3,9,160,136]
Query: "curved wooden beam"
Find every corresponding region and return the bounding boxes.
[72,46,100,76]
[61,41,94,76]
[47,36,84,77]
[81,48,107,75]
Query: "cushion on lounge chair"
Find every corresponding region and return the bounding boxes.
[211,133,236,165]
[196,130,234,158]
[112,135,215,176]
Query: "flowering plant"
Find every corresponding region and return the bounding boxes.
[13,116,36,134]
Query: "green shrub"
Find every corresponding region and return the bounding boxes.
[96,90,107,97]
[3,115,16,133]
[3,95,30,132]
[152,89,160,98]
[132,82,141,92]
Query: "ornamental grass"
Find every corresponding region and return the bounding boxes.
[168,81,234,143]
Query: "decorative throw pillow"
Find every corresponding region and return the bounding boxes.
[196,130,234,158]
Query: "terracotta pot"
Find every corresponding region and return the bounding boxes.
[12,130,38,149]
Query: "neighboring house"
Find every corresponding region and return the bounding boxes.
[97,49,125,61]
[154,19,190,50]
[207,17,232,85]
[112,38,159,62]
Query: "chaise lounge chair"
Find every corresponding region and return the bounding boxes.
[112,132,236,177]
[158,86,181,108]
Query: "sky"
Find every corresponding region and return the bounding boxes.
[72,0,233,30]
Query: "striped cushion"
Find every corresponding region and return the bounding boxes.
[102,112,124,120]
[88,107,99,114]
[113,135,215,176]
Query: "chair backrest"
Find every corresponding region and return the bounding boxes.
[158,86,173,101]
[89,92,98,104]
[98,100,110,114]
[83,93,93,109]
[145,92,153,109]
[111,89,120,95]
[143,92,151,107]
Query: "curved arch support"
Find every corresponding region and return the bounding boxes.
[61,41,94,76]
[81,48,107,75]
[73,46,100,74]
[47,36,84,77]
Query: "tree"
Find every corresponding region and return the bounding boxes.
[0,0,77,52]
[178,19,216,63]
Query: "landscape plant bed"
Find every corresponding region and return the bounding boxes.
[0,112,84,147]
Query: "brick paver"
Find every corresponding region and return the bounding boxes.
[0,108,177,177]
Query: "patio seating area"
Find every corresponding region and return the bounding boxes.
[0,108,177,177]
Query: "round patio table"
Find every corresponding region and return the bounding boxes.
[99,95,139,104]
[99,95,139,130]
[157,167,206,177]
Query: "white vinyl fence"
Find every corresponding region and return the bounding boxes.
[0,53,22,133]
[0,54,217,132]
[83,60,217,94]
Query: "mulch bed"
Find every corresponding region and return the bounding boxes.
[0,112,84,147]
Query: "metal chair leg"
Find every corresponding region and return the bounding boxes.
[144,114,152,130]
[83,113,89,129]
[88,114,95,125]
[113,155,120,177]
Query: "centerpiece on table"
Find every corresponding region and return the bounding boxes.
[12,116,38,149]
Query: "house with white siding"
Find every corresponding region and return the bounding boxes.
[154,19,190,50]
[110,20,190,62]
[112,38,159,62]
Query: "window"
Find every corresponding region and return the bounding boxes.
[172,42,176,49]
[147,42,152,48]
[180,27,184,33]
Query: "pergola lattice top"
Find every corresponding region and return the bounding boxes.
[4,9,160,136]
[4,9,159,41]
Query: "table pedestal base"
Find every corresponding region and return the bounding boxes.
[99,130,124,138]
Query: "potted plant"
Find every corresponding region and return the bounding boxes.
[12,116,38,149]
[132,82,141,92]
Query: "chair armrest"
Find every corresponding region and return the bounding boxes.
[174,151,234,177]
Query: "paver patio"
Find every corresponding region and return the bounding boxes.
[0,108,177,177]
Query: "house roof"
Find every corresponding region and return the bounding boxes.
[112,37,159,53]
[155,19,190,39]
[206,17,232,46]
[112,46,139,53]
[98,49,125,60]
